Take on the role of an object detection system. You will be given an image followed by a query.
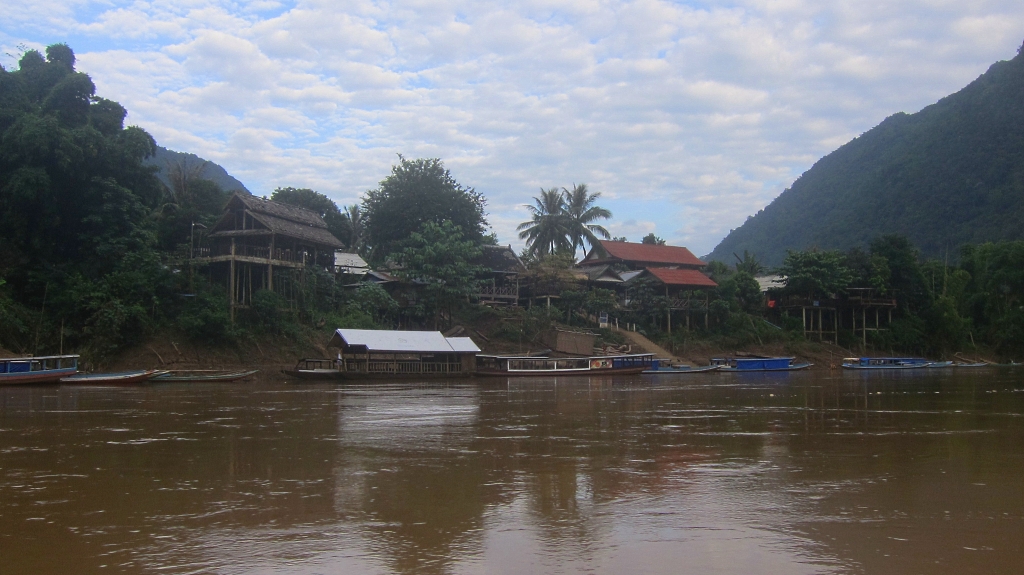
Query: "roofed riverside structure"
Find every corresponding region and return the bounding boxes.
[194,191,345,320]
[327,329,481,377]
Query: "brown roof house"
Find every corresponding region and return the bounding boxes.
[194,192,344,320]
[579,240,718,333]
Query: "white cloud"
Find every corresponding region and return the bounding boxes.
[2,0,1023,256]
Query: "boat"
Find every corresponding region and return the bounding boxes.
[642,363,721,374]
[927,361,955,368]
[151,369,259,382]
[0,354,79,385]
[285,329,484,380]
[475,353,656,376]
[954,362,990,367]
[841,357,932,369]
[283,358,347,380]
[60,369,165,384]
[712,357,813,372]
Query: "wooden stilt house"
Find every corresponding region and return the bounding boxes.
[194,192,345,319]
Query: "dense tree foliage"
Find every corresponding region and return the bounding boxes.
[394,220,485,329]
[708,43,1024,266]
[271,187,348,244]
[362,157,488,263]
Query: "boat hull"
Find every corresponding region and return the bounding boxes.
[475,366,648,377]
[719,363,813,372]
[642,365,721,374]
[0,368,78,385]
[61,370,162,384]
[153,369,259,382]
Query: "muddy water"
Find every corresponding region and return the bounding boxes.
[1,369,1022,574]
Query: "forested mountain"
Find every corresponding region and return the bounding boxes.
[707,43,1024,266]
[143,146,249,194]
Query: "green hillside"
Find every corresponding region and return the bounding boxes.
[144,146,249,194]
[707,43,1024,266]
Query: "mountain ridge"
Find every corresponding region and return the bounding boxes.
[706,43,1024,266]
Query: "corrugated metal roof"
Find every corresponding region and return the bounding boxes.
[586,240,705,267]
[329,329,478,353]
[445,337,481,353]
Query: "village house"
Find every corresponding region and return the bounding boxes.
[577,240,718,332]
[193,191,344,320]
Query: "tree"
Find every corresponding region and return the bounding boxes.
[363,157,488,262]
[563,183,611,258]
[641,233,665,245]
[517,188,571,258]
[271,187,347,244]
[733,250,765,275]
[394,220,485,329]
[778,250,854,299]
[339,204,366,255]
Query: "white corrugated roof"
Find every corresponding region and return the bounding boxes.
[330,329,478,353]
[445,337,481,353]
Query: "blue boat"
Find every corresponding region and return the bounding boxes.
[842,357,932,369]
[0,354,80,385]
[711,357,812,372]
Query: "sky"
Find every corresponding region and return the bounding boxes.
[3,1,1023,256]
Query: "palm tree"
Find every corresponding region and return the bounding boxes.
[517,188,571,257]
[563,183,611,259]
[340,204,366,255]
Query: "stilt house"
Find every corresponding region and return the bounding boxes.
[578,240,718,333]
[194,192,345,319]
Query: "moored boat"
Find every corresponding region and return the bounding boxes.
[642,363,721,374]
[61,369,165,384]
[842,357,932,369]
[283,358,346,380]
[954,361,990,367]
[475,353,655,376]
[151,369,259,382]
[0,355,79,385]
[927,361,955,368]
[712,357,812,372]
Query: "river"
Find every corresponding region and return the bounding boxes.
[1,369,1022,574]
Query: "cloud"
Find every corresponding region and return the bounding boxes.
[3,0,1023,256]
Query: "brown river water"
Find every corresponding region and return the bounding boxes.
[2,369,1023,575]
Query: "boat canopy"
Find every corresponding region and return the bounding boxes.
[328,329,480,354]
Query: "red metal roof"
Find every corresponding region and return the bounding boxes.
[591,241,706,267]
[644,267,718,288]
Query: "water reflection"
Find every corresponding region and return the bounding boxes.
[1,370,1022,574]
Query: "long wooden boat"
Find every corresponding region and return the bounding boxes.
[0,354,79,385]
[954,361,990,368]
[927,361,954,368]
[643,364,721,374]
[283,359,346,380]
[712,357,813,372]
[61,369,165,384]
[151,369,259,382]
[475,353,656,377]
[842,357,932,370]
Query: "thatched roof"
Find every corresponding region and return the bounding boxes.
[474,245,526,274]
[209,192,344,249]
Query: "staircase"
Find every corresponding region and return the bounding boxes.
[615,328,684,365]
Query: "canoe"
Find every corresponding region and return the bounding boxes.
[954,362,990,367]
[927,361,955,368]
[61,369,164,384]
[151,369,259,382]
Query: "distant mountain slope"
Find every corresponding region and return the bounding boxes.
[706,45,1024,266]
[144,147,249,194]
